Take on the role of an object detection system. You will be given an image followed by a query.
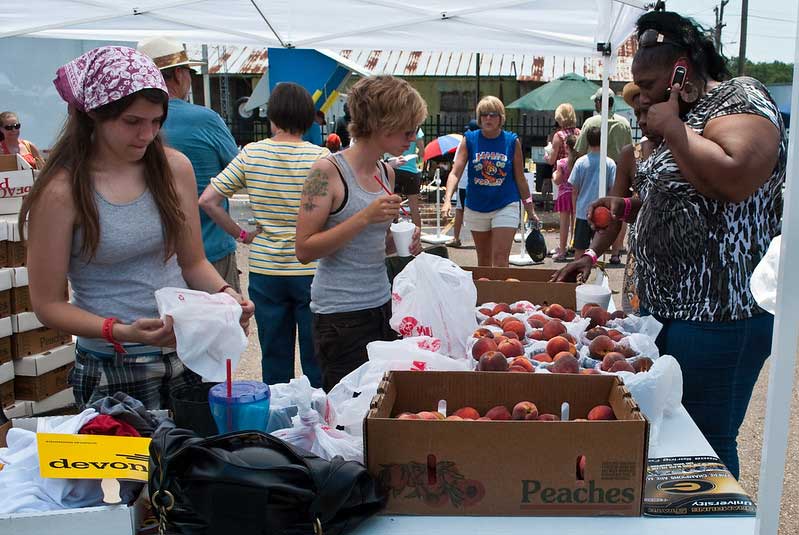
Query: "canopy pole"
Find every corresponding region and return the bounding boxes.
[598,46,611,204]
[202,44,211,109]
[755,4,799,532]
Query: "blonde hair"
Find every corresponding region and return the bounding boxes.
[554,103,576,128]
[0,111,18,124]
[476,96,506,126]
[347,75,427,140]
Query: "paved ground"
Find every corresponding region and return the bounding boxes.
[232,224,799,533]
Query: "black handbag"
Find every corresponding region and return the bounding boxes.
[149,427,385,534]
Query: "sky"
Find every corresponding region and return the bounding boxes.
[666,0,798,63]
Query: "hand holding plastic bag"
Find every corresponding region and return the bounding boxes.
[155,287,247,381]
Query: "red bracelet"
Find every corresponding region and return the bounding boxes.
[238,229,248,241]
[217,284,232,294]
[621,197,632,222]
[102,317,127,354]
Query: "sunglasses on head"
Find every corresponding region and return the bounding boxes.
[638,29,683,49]
[2,123,21,131]
[480,112,500,118]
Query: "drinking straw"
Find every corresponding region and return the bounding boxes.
[226,358,233,433]
[372,175,409,216]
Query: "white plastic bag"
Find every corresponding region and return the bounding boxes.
[391,253,478,359]
[624,355,683,448]
[327,337,470,435]
[271,403,363,463]
[751,235,780,314]
[154,287,247,381]
[267,375,329,433]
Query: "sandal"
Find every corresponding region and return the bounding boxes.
[448,239,462,248]
[552,253,568,262]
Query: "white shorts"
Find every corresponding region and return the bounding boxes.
[464,202,521,232]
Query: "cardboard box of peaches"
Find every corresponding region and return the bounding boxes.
[365,371,649,516]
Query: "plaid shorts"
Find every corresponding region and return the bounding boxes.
[70,347,202,410]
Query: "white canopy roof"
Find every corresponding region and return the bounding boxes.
[0,0,645,58]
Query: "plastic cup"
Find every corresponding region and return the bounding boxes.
[208,380,271,434]
[391,220,415,257]
[576,283,612,311]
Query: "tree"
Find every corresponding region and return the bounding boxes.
[727,57,794,84]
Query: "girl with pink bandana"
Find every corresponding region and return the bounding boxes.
[19,46,254,409]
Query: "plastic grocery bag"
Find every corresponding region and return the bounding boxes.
[267,375,329,433]
[751,235,780,314]
[327,337,470,436]
[624,355,683,448]
[390,253,477,359]
[271,401,364,464]
[154,287,247,381]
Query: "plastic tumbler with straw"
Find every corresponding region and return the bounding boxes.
[208,360,271,434]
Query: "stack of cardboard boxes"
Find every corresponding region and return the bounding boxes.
[0,155,73,418]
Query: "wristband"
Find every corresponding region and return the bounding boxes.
[102,317,127,354]
[582,249,599,266]
[621,197,632,222]
[522,196,533,205]
[217,284,232,294]
[238,228,248,242]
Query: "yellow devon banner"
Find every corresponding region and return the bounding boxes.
[37,433,151,481]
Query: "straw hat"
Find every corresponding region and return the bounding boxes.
[590,87,616,101]
[622,82,641,107]
[137,37,205,70]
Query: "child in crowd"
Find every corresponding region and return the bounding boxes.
[295,75,427,391]
[568,126,616,260]
[552,134,578,262]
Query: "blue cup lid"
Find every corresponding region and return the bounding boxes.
[209,380,270,404]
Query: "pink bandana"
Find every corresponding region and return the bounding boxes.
[53,46,167,112]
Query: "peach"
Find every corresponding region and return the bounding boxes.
[569,343,578,355]
[592,206,612,229]
[553,351,575,362]
[607,329,624,342]
[581,303,601,317]
[418,411,445,420]
[542,320,567,340]
[494,335,509,346]
[477,277,491,282]
[547,304,567,320]
[600,351,626,371]
[587,405,615,421]
[472,328,495,339]
[472,337,498,361]
[510,356,535,372]
[585,326,608,341]
[563,333,577,344]
[580,368,601,375]
[502,331,520,340]
[578,455,587,479]
[478,351,509,372]
[485,405,511,421]
[563,309,577,322]
[477,417,492,421]
[551,354,580,374]
[589,335,615,359]
[509,365,529,373]
[454,407,481,420]
[478,307,494,316]
[498,338,524,358]
[528,330,546,341]
[503,320,527,339]
[609,359,635,373]
[632,357,654,373]
[505,278,521,282]
[510,304,527,314]
[532,353,553,363]
[527,317,545,329]
[537,413,560,421]
[616,344,637,358]
[397,412,421,420]
[512,401,539,420]
[492,303,511,315]
[610,310,627,320]
[445,415,464,421]
[482,317,501,327]
[530,314,550,324]
[546,336,570,356]
[501,316,520,329]
[585,307,609,329]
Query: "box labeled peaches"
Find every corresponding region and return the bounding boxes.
[365,371,648,516]
[461,266,579,310]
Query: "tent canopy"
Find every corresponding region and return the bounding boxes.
[0,0,644,58]
[507,73,631,112]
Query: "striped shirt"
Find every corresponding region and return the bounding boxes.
[211,138,329,276]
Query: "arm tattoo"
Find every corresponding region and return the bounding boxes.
[302,169,329,212]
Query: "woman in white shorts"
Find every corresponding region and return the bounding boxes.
[443,96,539,266]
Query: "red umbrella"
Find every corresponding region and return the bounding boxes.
[423,133,463,161]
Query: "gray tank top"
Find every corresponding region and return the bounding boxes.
[70,189,186,351]
[310,153,392,314]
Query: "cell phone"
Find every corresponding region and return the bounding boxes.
[666,58,689,99]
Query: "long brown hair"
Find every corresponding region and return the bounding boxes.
[565,134,579,172]
[19,89,185,262]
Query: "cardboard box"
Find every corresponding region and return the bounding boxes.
[366,371,648,516]
[11,312,71,359]
[14,363,73,402]
[0,316,13,364]
[10,267,31,314]
[0,218,8,267]
[3,215,27,267]
[0,359,14,407]
[14,343,74,376]
[3,399,33,419]
[461,266,580,309]
[0,154,34,196]
[0,414,151,535]
[0,269,11,318]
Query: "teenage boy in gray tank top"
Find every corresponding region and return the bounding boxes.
[295,75,428,392]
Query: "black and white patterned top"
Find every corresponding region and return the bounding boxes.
[632,77,786,322]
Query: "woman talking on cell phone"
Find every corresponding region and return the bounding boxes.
[552,10,786,479]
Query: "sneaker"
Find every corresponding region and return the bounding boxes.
[448,239,463,248]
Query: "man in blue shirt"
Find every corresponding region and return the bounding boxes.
[139,37,242,291]
[568,126,616,261]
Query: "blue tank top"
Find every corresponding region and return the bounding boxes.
[465,129,521,212]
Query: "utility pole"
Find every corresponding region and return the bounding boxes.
[713,0,729,51]
[738,0,749,75]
